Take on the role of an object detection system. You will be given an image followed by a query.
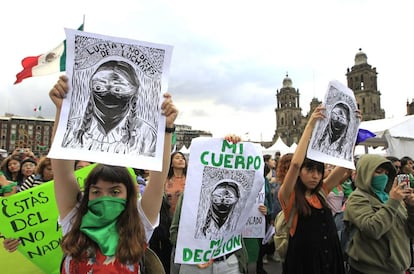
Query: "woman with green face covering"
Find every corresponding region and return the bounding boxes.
[343,154,414,274]
[49,75,178,273]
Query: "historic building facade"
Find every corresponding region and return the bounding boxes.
[175,124,212,150]
[274,74,308,146]
[274,49,387,146]
[0,114,210,157]
[0,115,54,157]
[346,49,385,121]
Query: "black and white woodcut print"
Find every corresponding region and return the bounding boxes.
[309,81,359,163]
[194,166,255,240]
[62,31,168,157]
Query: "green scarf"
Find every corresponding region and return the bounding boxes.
[80,196,126,256]
[371,174,389,203]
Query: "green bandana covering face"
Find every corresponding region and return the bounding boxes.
[80,196,127,256]
[371,174,389,203]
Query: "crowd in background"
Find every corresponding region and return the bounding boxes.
[0,147,96,197]
[1,141,414,274]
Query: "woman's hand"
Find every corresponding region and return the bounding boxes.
[356,109,363,121]
[49,75,69,109]
[162,93,178,128]
[224,134,242,144]
[23,148,35,158]
[389,177,412,202]
[306,105,326,129]
[258,204,267,216]
[3,238,20,252]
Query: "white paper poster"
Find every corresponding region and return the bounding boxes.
[48,28,173,171]
[241,185,266,239]
[175,137,264,264]
[308,80,360,169]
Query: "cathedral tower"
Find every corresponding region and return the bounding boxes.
[274,74,304,146]
[346,49,385,120]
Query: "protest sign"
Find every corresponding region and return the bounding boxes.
[1,181,62,274]
[242,185,266,238]
[308,80,360,169]
[48,28,173,171]
[174,137,264,264]
[0,164,135,273]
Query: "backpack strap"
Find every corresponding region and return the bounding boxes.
[143,247,166,274]
[139,254,146,274]
[318,189,327,201]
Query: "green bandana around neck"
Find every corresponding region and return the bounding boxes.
[80,196,126,256]
[371,174,389,203]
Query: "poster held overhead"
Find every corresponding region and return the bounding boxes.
[307,80,360,169]
[48,28,173,171]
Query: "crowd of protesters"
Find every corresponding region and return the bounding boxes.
[1,92,414,274]
[1,141,414,273]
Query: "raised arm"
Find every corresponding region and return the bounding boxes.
[279,106,326,205]
[324,166,352,194]
[141,93,178,225]
[49,75,79,219]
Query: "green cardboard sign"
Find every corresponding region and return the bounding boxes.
[0,181,62,274]
[0,163,136,273]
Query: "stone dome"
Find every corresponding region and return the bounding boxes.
[282,73,292,88]
[355,48,368,65]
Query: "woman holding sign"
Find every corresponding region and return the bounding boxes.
[169,134,250,274]
[278,105,359,274]
[49,75,178,273]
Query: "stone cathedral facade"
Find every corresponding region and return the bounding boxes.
[274,49,386,146]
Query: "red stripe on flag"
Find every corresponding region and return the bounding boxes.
[14,55,41,84]
[14,24,83,85]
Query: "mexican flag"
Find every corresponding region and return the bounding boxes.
[14,24,84,84]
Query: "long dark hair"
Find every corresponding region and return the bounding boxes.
[294,158,328,216]
[401,156,413,174]
[61,164,146,264]
[1,155,24,183]
[167,151,188,179]
[35,157,52,181]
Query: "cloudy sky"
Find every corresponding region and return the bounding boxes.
[1,0,413,142]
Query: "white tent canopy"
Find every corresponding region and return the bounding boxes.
[263,136,292,156]
[179,145,190,156]
[359,115,414,158]
[354,145,386,156]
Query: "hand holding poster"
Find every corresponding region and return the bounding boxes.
[174,137,264,264]
[48,28,173,171]
[307,80,360,169]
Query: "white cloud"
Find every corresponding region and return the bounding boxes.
[1,0,413,142]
